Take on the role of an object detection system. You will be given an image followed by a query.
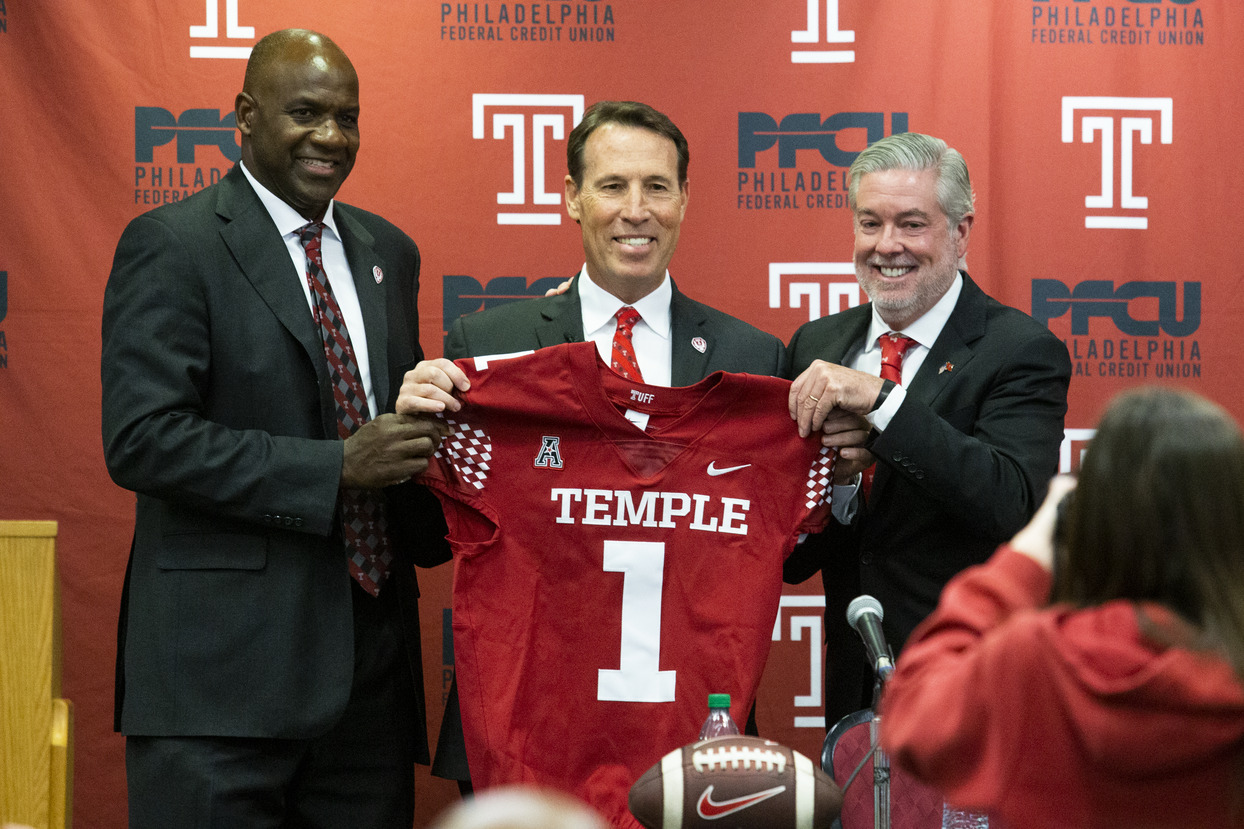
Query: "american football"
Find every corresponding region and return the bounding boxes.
[628,735,842,828]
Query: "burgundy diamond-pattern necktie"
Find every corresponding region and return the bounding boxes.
[611,306,644,382]
[863,332,919,499]
[299,221,391,596]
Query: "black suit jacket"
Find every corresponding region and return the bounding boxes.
[102,165,447,758]
[783,273,1071,719]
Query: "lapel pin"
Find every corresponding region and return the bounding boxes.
[372,265,384,284]
[939,362,954,374]
[691,337,707,354]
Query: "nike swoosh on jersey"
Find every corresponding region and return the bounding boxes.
[706,462,752,476]
[696,784,787,819]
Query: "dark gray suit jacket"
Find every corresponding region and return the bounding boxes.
[783,272,1071,721]
[102,165,447,759]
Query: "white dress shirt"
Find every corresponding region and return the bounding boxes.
[577,265,673,388]
[240,161,378,418]
[853,272,963,431]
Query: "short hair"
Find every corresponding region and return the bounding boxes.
[566,101,689,186]
[846,132,975,228]
[1055,386,1244,681]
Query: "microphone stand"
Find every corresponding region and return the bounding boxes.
[870,661,894,829]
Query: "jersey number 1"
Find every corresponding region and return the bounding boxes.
[596,540,677,702]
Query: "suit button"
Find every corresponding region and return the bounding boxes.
[283,516,294,527]
[860,550,873,565]
[294,518,304,528]
[892,453,904,463]
[914,471,925,480]
[263,514,273,524]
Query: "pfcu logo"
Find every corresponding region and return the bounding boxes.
[443,274,566,335]
[739,112,908,168]
[472,94,585,225]
[135,108,240,164]
[190,0,255,59]
[1032,279,1200,336]
[769,263,861,322]
[1061,96,1173,229]
[790,0,856,64]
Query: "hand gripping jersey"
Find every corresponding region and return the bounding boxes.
[420,342,834,828]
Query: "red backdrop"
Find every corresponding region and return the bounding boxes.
[1,2,1239,826]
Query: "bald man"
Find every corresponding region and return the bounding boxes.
[103,29,448,827]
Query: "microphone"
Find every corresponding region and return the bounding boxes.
[846,594,894,679]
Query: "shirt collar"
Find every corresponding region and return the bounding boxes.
[239,160,341,243]
[865,271,963,353]
[577,266,673,339]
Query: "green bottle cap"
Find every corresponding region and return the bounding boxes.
[708,693,731,708]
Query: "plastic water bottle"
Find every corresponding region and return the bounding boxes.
[698,693,740,739]
[941,802,989,829]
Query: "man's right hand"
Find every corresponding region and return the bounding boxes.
[818,407,875,484]
[396,358,471,414]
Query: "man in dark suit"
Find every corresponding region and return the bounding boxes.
[396,100,791,788]
[102,29,448,828]
[783,131,1071,726]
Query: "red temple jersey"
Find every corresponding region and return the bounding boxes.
[420,342,835,828]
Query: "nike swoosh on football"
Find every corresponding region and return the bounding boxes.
[696,784,787,819]
[706,462,752,476]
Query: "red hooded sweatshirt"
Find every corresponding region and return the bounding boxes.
[882,546,1244,829]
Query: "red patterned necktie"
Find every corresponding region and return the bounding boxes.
[610,306,644,382]
[863,332,919,499]
[298,221,391,597]
[879,332,918,384]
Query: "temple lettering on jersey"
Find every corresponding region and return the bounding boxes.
[549,487,751,535]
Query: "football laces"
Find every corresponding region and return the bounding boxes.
[692,744,787,773]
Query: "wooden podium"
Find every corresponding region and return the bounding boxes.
[1,521,72,829]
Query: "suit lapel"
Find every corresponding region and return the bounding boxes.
[797,302,870,372]
[905,273,987,408]
[864,275,984,500]
[335,206,390,410]
[534,277,587,349]
[216,169,326,388]
[669,283,711,386]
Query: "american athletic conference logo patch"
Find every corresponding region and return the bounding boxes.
[533,436,563,469]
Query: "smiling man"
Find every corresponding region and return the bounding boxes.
[102,28,449,828]
[409,100,792,791]
[782,131,1072,727]
[436,100,784,388]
